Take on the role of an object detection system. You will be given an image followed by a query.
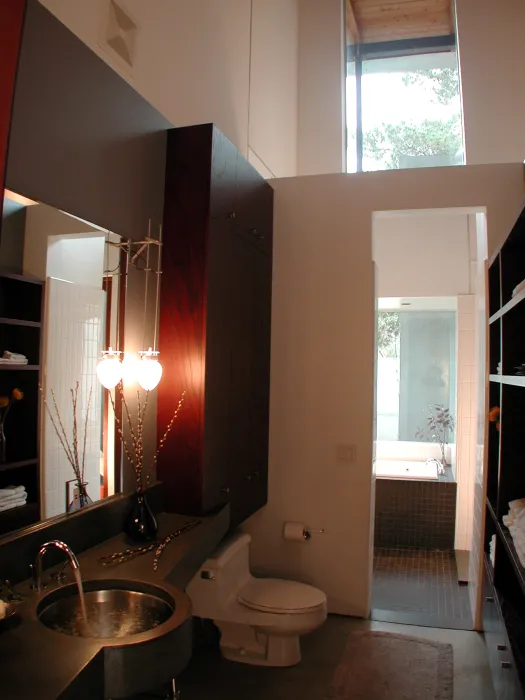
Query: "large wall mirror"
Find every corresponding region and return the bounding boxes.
[0,0,170,542]
[0,189,125,535]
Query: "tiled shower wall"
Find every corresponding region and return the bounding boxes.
[469,216,489,630]
[455,295,478,551]
[42,278,104,518]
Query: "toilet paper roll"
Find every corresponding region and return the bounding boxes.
[283,522,307,543]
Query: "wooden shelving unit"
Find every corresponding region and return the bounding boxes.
[483,205,525,700]
[0,272,43,536]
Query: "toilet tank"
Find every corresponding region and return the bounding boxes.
[186,532,252,612]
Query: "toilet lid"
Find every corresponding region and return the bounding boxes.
[238,578,327,615]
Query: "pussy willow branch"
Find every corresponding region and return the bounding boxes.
[71,384,80,483]
[50,388,75,467]
[41,383,93,484]
[108,390,136,470]
[81,386,93,484]
[109,383,185,491]
[151,390,186,478]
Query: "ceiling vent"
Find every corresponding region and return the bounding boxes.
[101,0,138,71]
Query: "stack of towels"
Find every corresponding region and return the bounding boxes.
[503,498,525,567]
[497,361,502,375]
[489,534,497,568]
[0,485,27,512]
[0,351,28,366]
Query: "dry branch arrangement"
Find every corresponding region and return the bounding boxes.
[40,381,93,487]
[109,382,186,493]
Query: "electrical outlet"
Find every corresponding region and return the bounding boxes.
[337,444,356,463]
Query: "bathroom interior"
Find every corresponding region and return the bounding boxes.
[371,208,483,631]
[2,2,525,700]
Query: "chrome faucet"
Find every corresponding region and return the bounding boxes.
[34,540,80,592]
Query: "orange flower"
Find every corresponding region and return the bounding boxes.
[12,388,23,401]
[488,406,500,423]
[0,397,9,408]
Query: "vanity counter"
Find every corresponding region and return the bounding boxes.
[0,507,229,700]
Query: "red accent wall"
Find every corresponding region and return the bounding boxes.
[0,0,26,219]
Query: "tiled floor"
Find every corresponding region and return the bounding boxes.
[138,617,493,700]
[372,547,473,629]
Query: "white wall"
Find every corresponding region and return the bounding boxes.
[297,0,345,176]
[23,203,99,280]
[47,235,105,288]
[456,0,525,165]
[455,295,477,552]
[38,0,299,178]
[248,0,299,178]
[373,211,471,298]
[244,164,524,618]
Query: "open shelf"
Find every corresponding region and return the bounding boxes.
[0,458,37,473]
[490,375,525,387]
[498,520,525,598]
[0,318,41,328]
[489,286,525,324]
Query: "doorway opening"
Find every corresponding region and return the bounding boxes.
[371,207,487,629]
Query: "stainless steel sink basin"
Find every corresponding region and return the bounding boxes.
[37,579,175,639]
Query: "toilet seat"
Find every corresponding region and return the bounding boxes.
[238,578,327,615]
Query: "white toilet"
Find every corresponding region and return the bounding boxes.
[186,532,327,667]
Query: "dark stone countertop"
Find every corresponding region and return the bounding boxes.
[0,508,229,700]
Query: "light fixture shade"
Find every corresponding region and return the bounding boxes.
[96,355,123,389]
[136,357,163,391]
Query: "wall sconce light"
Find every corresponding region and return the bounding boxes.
[136,222,163,391]
[97,223,163,391]
[96,347,123,389]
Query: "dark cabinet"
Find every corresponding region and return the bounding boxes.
[158,124,272,527]
[0,0,25,221]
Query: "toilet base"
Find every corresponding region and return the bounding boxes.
[217,621,302,667]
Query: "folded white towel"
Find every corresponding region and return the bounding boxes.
[510,499,525,510]
[0,358,28,365]
[2,351,26,360]
[0,497,27,512]
[0,490,27,505]
[512,279,525,297]
[0,485,26,500]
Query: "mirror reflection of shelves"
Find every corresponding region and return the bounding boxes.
[0,272,42,536]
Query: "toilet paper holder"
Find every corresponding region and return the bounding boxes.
[304,528,324,540]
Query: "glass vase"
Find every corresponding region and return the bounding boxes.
[66,480,93,513]
[124,491,158,543]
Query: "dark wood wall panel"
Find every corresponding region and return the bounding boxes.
[158,124,273,528]
[157,126,212,513]
[6,0,170,241]
[0,0,26,223]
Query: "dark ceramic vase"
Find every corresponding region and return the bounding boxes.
[124,491,158,543]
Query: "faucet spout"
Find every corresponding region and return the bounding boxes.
[35,540,80,592]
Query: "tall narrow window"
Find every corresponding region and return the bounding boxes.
[361,51,463,171]
[345,24,464,172]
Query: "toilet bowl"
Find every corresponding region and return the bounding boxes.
[186,532,327,667]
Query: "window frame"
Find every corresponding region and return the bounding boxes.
[346,35,458,173]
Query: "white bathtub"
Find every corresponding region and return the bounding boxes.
[374,459,439,481]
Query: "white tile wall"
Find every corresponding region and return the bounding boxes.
[455,295,478,556]
[468,259,490,629]
[41,278,104,518]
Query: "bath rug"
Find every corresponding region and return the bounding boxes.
[325,630,453,700]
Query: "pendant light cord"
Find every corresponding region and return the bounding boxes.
[142,220,152,353]
[153,224,163,353]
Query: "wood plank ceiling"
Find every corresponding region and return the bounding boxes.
[346,0,455,45]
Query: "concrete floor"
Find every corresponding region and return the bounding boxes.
[177,615,496,700]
